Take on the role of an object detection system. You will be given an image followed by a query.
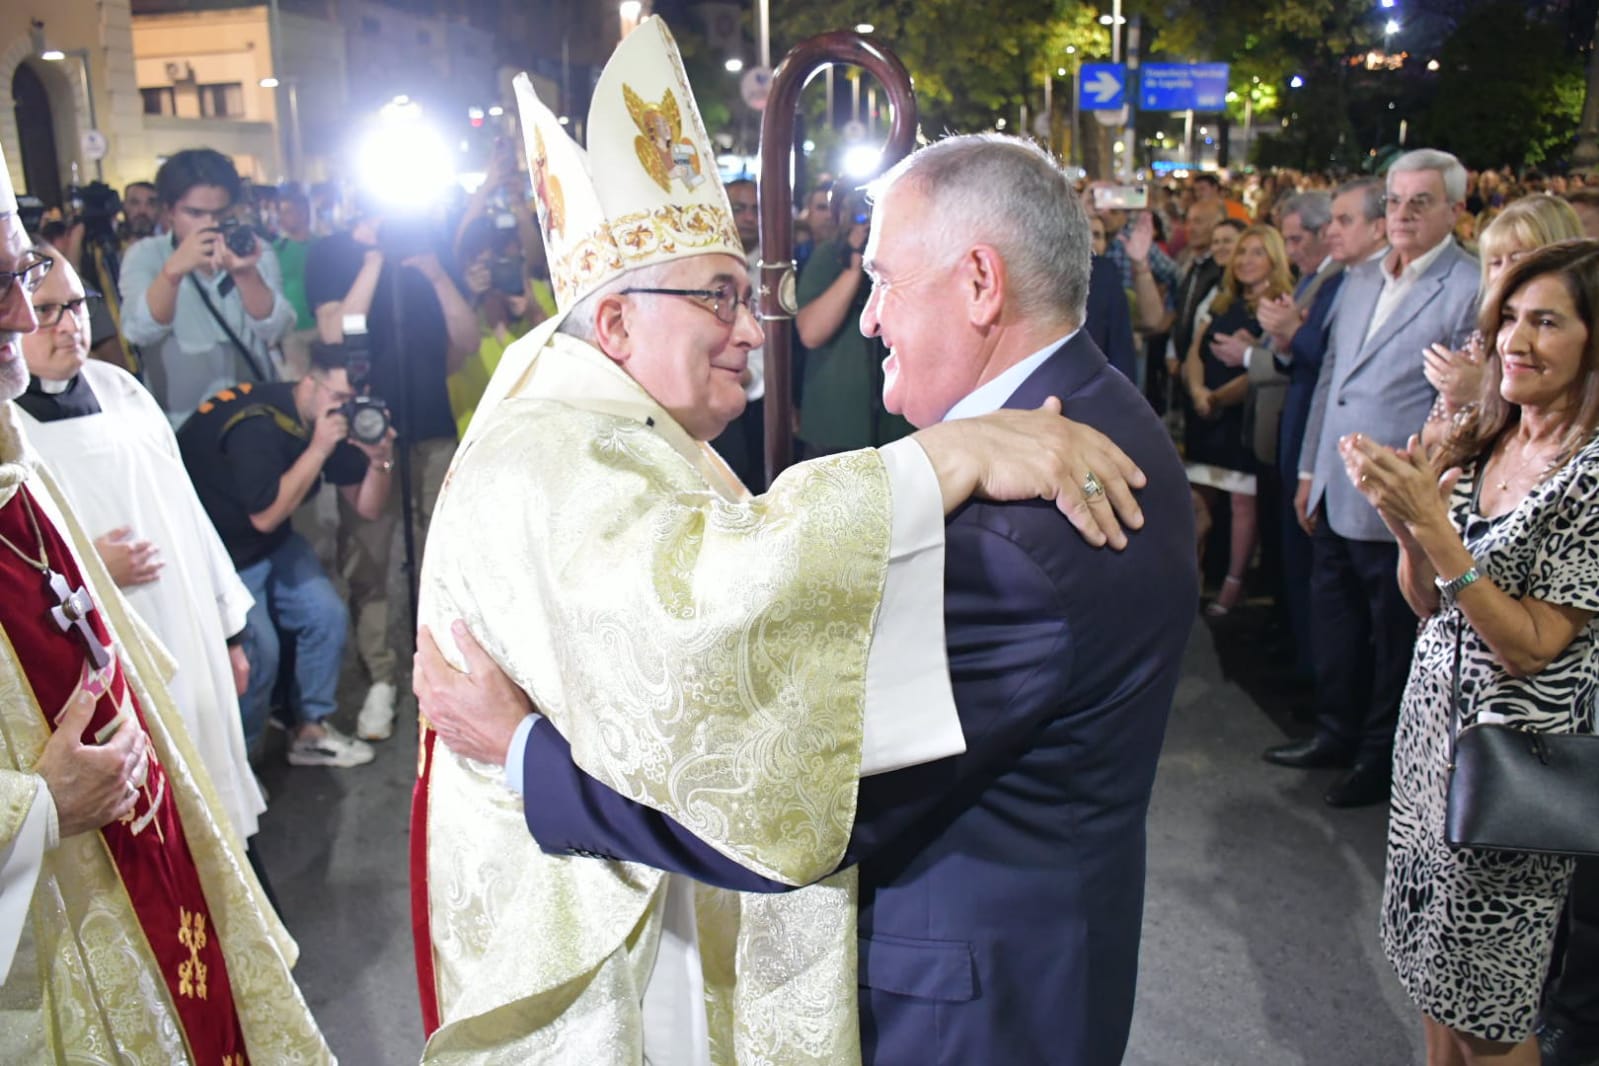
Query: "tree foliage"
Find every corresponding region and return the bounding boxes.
[772,0,1108,135]
[1419,1,1584,167]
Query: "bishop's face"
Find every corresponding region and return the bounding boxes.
[0,212,42,403]
[613,254,763,441]
[22,248,90,384]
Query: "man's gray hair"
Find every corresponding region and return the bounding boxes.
[1280,191,1332,233]
[1387,149,1468,205]
[1335,178,1386,222]
[558,261,675,343]
[869,133,1090,326]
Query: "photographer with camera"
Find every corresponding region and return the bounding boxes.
[176,340,395,768]
[304,195,476,742]
[793,185,912,456]
[449,214,545,435]
[120,148,295,427]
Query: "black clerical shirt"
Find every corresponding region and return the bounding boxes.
[14,374,102,423]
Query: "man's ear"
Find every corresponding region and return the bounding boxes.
[960,244,1007,328]
[592,294,633,365]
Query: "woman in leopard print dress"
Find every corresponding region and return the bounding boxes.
[1341,241,1599,1066]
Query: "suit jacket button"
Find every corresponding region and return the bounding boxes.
[1337,399,1347,406]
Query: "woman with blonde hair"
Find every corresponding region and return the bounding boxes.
[1183,224,1294,613]
[1426,195,1585,440]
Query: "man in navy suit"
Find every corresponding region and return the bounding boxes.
[1267,179,1387,677]
[417,135,1197,1065]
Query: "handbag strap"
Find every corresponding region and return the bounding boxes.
[1446,466,1488,770]
[188,273,271,384]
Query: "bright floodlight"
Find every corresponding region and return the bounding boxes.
[1099,14,1113,24]
[356,107,456,211]
[1381,0,1395,6]
[1290,75,1305,88]
[619,1,642,23]
[855,23,875,33]
[842,145,883,179]
[1385,19,1401,34]
[725,57,744,73]
[41,49,66,62]
[259,76,280,88]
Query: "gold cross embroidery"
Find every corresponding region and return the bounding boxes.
[177,908,209,999]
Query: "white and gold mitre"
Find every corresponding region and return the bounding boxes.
[514,16,743,311]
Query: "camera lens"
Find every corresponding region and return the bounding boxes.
[224,224,257,258]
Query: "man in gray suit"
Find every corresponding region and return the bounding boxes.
[1267,149,1479,808]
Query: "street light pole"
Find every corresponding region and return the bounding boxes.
[1042,70,1053,154]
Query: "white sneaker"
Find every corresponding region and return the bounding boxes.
[356,681,397,741]
[287,724,375,768]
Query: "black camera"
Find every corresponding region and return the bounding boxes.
[217,218,266,258]
[340,396,393,446]
[339,319,392,447]
[489,255,525,296]
[66,182,122,229]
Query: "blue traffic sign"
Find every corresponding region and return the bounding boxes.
[1140,63,1231,111]
[1078,64,1127,111]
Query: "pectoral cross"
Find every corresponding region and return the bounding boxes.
[48,569,112,670]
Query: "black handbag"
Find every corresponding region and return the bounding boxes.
[1442,474,1599,857]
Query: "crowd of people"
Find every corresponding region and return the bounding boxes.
[2,15,1598,1064]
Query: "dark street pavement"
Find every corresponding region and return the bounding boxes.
[253,601,1425,1065]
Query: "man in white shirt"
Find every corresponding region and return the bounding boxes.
[118,149,296,427]
[1267,149,1480,808]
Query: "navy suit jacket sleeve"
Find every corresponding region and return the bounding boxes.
[1087,256,1138,381]
[521,516,1072,890]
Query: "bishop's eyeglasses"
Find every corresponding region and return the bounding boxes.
[619,281,758,325]
[0,254,54,301]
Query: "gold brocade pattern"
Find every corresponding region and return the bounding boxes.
[178,909,208,998]
[420,335,886,1063]
[0,407,335,1066]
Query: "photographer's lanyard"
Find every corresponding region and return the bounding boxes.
[188,274,271,384]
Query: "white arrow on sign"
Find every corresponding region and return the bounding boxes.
[1087,70,1122,104]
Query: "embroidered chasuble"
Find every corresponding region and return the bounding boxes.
[415,332,895,1064]
[0,405,333,1065]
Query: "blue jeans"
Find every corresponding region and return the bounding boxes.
[237,531,348,749]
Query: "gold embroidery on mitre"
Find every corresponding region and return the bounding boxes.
[625,85,706,193]
[529,126,566,244]
[177,908,209,999]
[549,204,741,306]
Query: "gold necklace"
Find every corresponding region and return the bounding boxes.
[1492,439,1556,492]
[0,491,49,572]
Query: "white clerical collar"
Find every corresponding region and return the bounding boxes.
[942,329,1078,423]
[36,376,72,395]
[1382,236,1451,284]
